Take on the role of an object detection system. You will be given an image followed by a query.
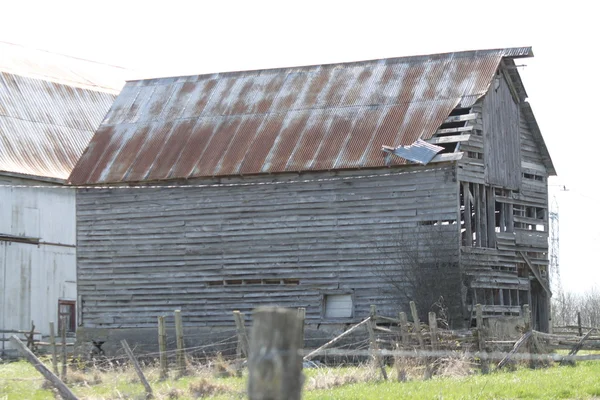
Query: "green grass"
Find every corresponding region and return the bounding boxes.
[2,360,600,399]
[304,362,600,400]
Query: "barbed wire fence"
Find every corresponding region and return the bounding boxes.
[3,303,600,399]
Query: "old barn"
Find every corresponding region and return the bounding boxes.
[69,47,555,350]
[0,42,122,356]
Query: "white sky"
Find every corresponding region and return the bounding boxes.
[1,0,598,293]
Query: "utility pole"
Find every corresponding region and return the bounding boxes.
[549,195,560,292]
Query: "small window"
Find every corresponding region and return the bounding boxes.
[58,300,76,333]
[324,294,353,319]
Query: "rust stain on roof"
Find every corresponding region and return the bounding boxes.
[69,47,534,185]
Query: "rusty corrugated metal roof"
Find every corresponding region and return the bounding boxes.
[69,47,534,185]
[0,43,124,180]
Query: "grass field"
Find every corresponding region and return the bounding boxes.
[2,359,600,399]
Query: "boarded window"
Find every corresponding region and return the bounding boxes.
[324,294,353,319]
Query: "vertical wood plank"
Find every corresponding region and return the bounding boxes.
[476,304,489,374]
[473,183,481,247]
[486,186,496,246]
[507,202,514,233]
[248,307,304,400]
[480,184,488,247]
[463,182,472,246]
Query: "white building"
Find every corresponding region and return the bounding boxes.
[0,42,123,356]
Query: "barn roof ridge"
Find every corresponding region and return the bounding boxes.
[69,47,543,185]
[128,47,533,86]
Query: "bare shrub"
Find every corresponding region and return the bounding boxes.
[305,364,378,390]
[434,353,475,378]
[188,378,231,398]
[372,224,463,327]
[166,387,185,399]
[211,352,235,378]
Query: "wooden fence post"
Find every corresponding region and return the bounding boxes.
[174,310,186,375]
[409,301,424,348]
[428,312,438,352]
[577,311,583,337]
[398,312,409,348]
[395,311,409,382]
[157,316,168,379]
[248,307,304,400]
[9,335,78,400]
[49,322,58,375]
[523,304,531,331]
[410,302,430,379]
[367,305,388,380]
[60,316,67,380]
[297,308,305,347]
[121,340,153,399]
[233,310,249,358]
[476,304,489,374]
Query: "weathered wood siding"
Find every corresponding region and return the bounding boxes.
[455,69,550,327]
[77,165,463,332]
[482,73,521,190]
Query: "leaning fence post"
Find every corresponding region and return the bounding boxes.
[49,322,58,375]
[157,316,168,379]
[174,310,186,375]
[9,335,78,400]
[409,301,424,348]
[60,316,67,380]
[367,305,387,380]
[476,304,489,374]
[248,307,304,400]
[121,340,153,399]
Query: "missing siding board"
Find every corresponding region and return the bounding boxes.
[473,288,523,316]
[418,220,457,226]
[523,172,544,182]
[460,182,500,248]
[206,278,300,286]
[514,205,546,231]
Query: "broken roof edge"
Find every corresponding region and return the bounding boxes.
[2,69,124,95]
[124,47,534,86]
[67,158,461,186]
[0,170,68,185]
[520,102,557,176]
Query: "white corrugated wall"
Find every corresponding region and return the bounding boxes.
[0,175,76,356]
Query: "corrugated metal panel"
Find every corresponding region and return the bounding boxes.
[385,139,444,165]
[70,47,534,185]
[0,72,117,180]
